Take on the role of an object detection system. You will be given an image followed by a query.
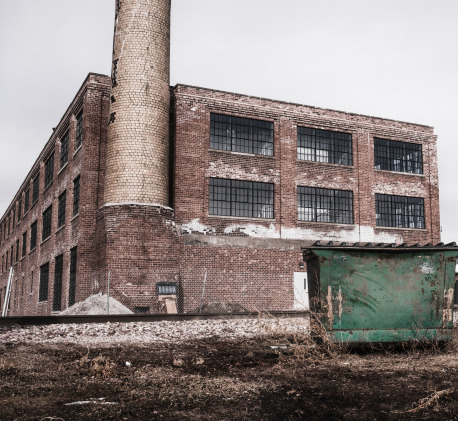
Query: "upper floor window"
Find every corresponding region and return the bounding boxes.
[30,220,38,250]
[44,152,54,189]
[24,189,29,214]
[57,190,66,228]
[298,186,354,224]
[73,176,80,216]
[12,209,15,231]
[32,175,40,204]
[42,205,52,240]
[18,199,22,221]
[209,177,274,219]
[60,131,69,169]
[75,111,83,149]
[375,194,425,229]
[39,262,49,302]
[210,113,274,156]
[374,138,423,174]
[22,231,27,257]
[297,127,352,166]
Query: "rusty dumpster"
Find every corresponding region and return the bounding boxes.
[303,242,458,343]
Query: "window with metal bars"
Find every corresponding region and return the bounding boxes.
[297,127,352,165]
[375,194,425,229]
[73,176,80,216]
[209,178,274,219]
[75,111,83,149]
[374,138,423,174]
[60,131,69,169]
[32,175,39,204]
[42,205,52,240]
[44,152,54,189]
[12,209,15,232]
[157,282,177,295]
[210,113,274,156]
[57,190,66,228]
[18,200,22,222]
[24,189,29,214]
[69,247,77,306]
[22,231,27,257]
[297,186,354,224]
[30,221,37,250]
[39,262,49,302]
[15,240,19,263]
[10,245,13,266]
[53,254,63,311]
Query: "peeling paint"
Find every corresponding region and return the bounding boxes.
[327,286,333,328]
[181,219,215,235]
[224,223,280,238]
[442,288,454,327]
[337,287,343,324]
[420,262,436,274]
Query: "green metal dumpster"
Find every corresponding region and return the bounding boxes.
[303,242,458,343]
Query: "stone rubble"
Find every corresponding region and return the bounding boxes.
[0,317,310,346]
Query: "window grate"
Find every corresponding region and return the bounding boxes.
[298,186,354,224]
[69,247,77,306]
[22,231,27,257]
[60,131,69,168]
[39,262,49,302]
[210,113,274,156]
[24,189,29,214]
[53,254,63,312]
[297,127,352,165]
[157,282,177,295]
[209,178,274,219]
[30,221,37,250]
[375,194,425,229]
[42,205,52,240]
[374,138,423,174]
[44,153,54,189]
[32,175,40,204]
[57,190,66,228]
[73,176,80,216]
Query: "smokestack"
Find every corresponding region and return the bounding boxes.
[104,0,171,207]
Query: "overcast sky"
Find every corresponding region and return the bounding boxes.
[0,0,457,242]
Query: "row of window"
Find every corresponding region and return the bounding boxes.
[210,113,423,174]
[208,177,426,229]
[0,176,80,275]
[0,111,82,244]
[39,247,78,310]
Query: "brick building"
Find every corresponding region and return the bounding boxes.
[0,0,441,316]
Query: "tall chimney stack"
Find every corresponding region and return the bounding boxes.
[104,0,171,207]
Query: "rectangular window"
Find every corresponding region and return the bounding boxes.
[297,127,352,165]
[39,262,49,302]
[22,231,27,257]
[42,205,52,240]
[10,245,13,266]
[69,247,77,306]
[375,194,425,229]
[24,189,30,214]
[44,152,54,189]
[30,221,38,250]
[210,113,274,156]
[15,240,19,263]
[5,251,8,271]
[73,176,80,216]
[60,131,69,168]
[53,254,63,312]
[297,186,354,224]
[157,282,177,295]
[18,199,22,222]
[75,111,83,149]
[374,138,423,174]
[32,175,40,204]
[12,209,15,231]
[57,190,66,228]
[209,178,274,219]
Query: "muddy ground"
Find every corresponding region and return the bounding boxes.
[1,323,458,420]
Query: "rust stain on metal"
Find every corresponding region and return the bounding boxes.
[442,288,454,327]
[327,285,333,328]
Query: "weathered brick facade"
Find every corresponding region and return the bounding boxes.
[0,0,442,315]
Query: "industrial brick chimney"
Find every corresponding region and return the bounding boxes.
[95,0,179,313]
[104,0,171,206]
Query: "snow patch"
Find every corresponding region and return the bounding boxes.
[181,219,215,235]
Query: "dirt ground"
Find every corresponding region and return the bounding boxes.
[1,321,458,420]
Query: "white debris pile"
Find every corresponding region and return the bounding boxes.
[0,317,310,346]
[60,293,133,315]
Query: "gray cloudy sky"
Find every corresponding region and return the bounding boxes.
[0,0,457,242]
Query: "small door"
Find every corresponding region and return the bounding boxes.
[294,272,309,310]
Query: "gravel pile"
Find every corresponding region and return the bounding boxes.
[0,317,310,346]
